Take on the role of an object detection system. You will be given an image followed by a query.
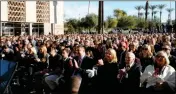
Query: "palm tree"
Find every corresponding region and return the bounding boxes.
[149,5,157,20]
[139,12,144,18]
[135,6,143,18]
[166,8,174,25]
[158,4,166,24]
[153,11,158,20]
[144,0,149,21]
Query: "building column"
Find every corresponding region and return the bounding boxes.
[29,23,32,36]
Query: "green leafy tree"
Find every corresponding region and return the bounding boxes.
[136,18,147,29]
[114,9,127,19]
[67,24,75,34]
[105,16,118,29]
[66,18,79,32]
[84,13,98,31]
[117,16,136,29]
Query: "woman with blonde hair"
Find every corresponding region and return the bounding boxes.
[86,48,119,94]
[140,51,175,93]
[36,45,49,71]
[139,44,154,72]
[33,45,50,94]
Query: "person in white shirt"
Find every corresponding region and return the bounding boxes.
[140,51,175,93]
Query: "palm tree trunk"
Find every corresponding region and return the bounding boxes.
[145,0,149,22]
[160,11,162,24]
[152,11,153,21]
[160,11,162,32]
[138,10,140,18]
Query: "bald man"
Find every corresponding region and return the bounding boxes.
[118,52,142,94]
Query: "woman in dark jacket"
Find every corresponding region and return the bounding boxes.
[86,48,119,94]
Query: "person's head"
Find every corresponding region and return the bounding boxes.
[77,45,86,57]
[27,43,33,49]
[119,42,127,51]
[7,41,12,47]
[86,50,94,58]
[172,39,176,48]
[106,39,113,48]
[39,45,47,54]
[84,40,90,47]
[162,35,170,42]
[149,38,156,45]
[163,41,171,47]
[62,48,71,59]
[129,42,138,52]
[104,48,117,63]
[125,52,135,65]
[29,47,37,55]
[155,51,170,67]
[3,45,9,53]
[162,44,171,56]
[141,44,153,58]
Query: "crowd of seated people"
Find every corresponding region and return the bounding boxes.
[0,33,175,94]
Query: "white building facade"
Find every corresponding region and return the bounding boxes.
[0,1,64,36]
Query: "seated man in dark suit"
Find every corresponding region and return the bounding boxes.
[117,52,142,94]
[71,45,96,94]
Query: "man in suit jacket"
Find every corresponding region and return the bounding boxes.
[71,45,96,94]
[118,52,142,94]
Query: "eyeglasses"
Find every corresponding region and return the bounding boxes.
[155,55,165,59]
[162,48,170,51]
[143,48,148,50]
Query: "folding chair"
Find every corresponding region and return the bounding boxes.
[0,59,18,94]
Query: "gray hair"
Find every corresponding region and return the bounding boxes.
[155,51,170,65]
[126,52,135,59]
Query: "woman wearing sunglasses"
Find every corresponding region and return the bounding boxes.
[140,51,175,94]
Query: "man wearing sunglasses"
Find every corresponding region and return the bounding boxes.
[162,44,176,70]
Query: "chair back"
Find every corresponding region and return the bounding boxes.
[0,59,18,94]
